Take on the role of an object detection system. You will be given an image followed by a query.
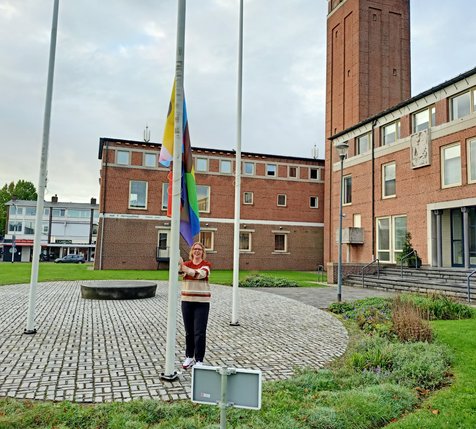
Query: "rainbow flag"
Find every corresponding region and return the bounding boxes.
[160,81,200,246]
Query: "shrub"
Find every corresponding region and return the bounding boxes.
[391,296,433,342]
[399,293,474,320]
[238,274,298,288]
[389,341,453,390]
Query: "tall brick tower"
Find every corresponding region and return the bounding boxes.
[324,0,411,266]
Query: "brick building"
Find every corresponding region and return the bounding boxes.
[325,0,476,270]
[94,138,325,270]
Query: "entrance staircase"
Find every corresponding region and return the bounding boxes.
[344,265,475,302]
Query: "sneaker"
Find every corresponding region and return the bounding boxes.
[195,361,203,367]
[182,357,194,369]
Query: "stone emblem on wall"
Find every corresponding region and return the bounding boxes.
[410,129,431,169]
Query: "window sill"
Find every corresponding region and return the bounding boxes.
[272,251,290,255]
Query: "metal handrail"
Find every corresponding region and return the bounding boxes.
[467,270,476,303]
[317,265,324,283]
[361,259,380,288]
[400,249,419,277]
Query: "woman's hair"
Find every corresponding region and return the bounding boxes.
[189,241,206,260]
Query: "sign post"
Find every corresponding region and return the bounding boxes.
[192,365,262,428]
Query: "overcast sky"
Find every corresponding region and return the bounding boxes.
[1,0,475,202]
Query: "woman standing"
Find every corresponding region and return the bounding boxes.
[179,242,212,369]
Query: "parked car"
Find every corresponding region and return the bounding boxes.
[54,254,85,264]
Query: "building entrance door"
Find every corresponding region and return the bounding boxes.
[469,207,476,267]
[157,230,170,262]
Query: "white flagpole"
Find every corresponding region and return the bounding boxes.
[161,0,186,381]
[231,0,244,326]
[25,0,60,334]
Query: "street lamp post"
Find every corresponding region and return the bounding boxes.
[336,141,349,302]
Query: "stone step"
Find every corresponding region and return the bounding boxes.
[345,275,474,301]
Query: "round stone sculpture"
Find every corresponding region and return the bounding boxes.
[81,280,157,300]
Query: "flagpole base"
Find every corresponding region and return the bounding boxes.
[23,328,37,335]
[160,371,179,382]
[229,321,240,326]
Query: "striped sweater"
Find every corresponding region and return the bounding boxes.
[181,260,211,303]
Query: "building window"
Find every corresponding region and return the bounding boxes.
[376,215,407,263]
[353,214,361,228]
[274,233,287,252]
[382,162,396,198]
[52,208,65,217]
[277,194,287,207]
[197,185,211,213]
[196,157,208,172]
[441,143,461,188]
[116,150,129,165]
[8,222,22,232]
[310,196,318,208]
[343,175,352,205]
[243,161,254,175]
[356,132,370,154]
[24,221,35,235]
[161,183,169,210]
[412,106,435,133]
[240,231,252,251]
[42,223,49,234]
[468,138,476,184]
[220,159,232,174]
[129,180,148,209]
[24,207,36,216]
[67,209,90,218]
[288,166,298,178]
[451,89,476,120]
[199,230,214,251]
[243,192,253,205]
[382,121,400,145]
[44,208,50,216]
[266,164,277,176]
[309,168,320,180]
[144,153,156,168]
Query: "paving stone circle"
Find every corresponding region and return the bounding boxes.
[0,281,348,403]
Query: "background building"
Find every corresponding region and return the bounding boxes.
[3,196,98,262]
[325,0,476,273]
[95,137,325,270]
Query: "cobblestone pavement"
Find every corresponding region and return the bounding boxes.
[0,281,348,403]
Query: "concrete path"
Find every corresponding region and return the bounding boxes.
[0,281,354,403]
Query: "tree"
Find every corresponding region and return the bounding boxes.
[397,232,422,268]
[0,180,38,236]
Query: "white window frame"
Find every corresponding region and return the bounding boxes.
[412,106,435,133]
[266,163,277,177]
[309,168,320,180]
[468,138,476,184]
[382,162,396,198]
[451,89,475,120]
[243,161,255,175]
[376,215,407,263]
[8,221,22,233]
[356,132,370,155]
[196,185,211,213]
[441,143,462,188]
[288,166,299,178]
[116,150,130,165]
[219,159,232,174]
[161,183,169,210]
[144,152,156,168]
[199,230,215,251]
[129,180,148,209]
[277,194,287,207]
[272,231,288,253]
[243,191,253,205]
[196,157,208,173]
[239,231,252,252]
[382,121,400,145]
[343,175,352,205]
[309,196,318,208]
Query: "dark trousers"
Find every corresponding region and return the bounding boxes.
[181,301,210,362]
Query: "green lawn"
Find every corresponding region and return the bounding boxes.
[0,262,326,287]
[385,318,476,428]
